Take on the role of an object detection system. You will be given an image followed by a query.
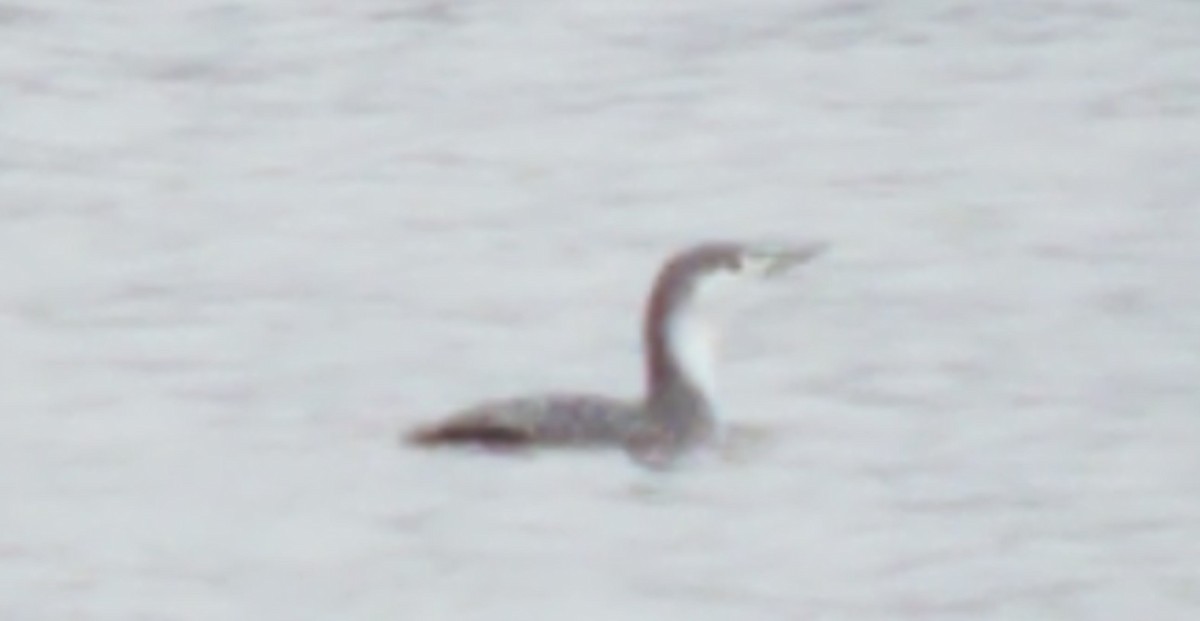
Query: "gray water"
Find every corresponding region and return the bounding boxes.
[2,1,1199,619]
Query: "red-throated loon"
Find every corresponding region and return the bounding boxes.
[406,241,825,468]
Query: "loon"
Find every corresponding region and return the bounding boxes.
[406,240,824,467]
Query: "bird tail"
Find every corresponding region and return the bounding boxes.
[404,418,533,449]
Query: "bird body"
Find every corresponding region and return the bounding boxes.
[406,240,823,467]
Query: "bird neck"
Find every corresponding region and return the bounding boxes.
[642,282,718,424]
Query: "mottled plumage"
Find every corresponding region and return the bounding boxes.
[407,394,638,448]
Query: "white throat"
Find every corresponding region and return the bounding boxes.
[664,272,741,403]
[666,302,718,402]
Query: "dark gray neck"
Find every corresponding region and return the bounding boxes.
[641,268,717,436]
